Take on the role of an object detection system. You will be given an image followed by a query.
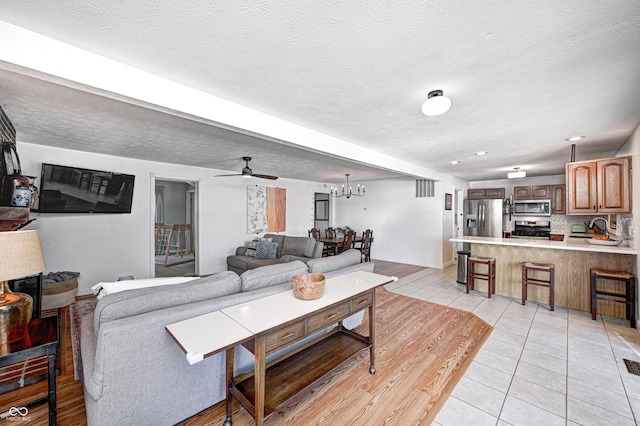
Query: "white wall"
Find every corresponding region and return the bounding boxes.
[334,176,467,269]
[19,142,327,294]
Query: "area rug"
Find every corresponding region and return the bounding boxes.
[70,297,98,380]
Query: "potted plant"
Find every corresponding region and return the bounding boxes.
[335,226,352,239]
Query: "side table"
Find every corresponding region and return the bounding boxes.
[0,316,58,425]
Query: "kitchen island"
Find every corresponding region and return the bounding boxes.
[450,236,637,319]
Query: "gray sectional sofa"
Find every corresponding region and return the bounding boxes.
[81,249,372,426]
[226,233,323,274]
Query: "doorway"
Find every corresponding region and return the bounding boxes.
[153,177,198,277]
[314,192,330,236]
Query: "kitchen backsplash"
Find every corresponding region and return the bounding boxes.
[504,214,634,242]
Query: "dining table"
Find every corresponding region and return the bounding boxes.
[316,236,366,255]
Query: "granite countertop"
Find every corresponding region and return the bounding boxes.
[450,236,637,255]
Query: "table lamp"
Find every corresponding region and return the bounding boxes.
[0,230,46,355]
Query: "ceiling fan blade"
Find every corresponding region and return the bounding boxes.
[214,157,278,180]
[214,173,243,177]
[252,174,279,180]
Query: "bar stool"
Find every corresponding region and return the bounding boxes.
[522,262,555,311]
[467,257,496,298]
[590,269,636,328]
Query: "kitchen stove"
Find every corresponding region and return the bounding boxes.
[511,220,551,240]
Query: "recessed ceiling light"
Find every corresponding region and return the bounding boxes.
[474,151,488,156]
[565,136,585,142]
[448,160,460,165]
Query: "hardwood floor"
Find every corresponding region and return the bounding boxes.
[0,260,488,426]
[372,259,428,278]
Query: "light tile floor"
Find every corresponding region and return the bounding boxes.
[384,266,640,426]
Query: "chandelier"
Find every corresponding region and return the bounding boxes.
[331,174,365,199]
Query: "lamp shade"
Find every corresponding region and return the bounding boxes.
[0,230,46,281]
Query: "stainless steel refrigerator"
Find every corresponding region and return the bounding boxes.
[458,199,503,283]
[463,199,503,239]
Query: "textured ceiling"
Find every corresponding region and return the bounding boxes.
[0,1,639,182]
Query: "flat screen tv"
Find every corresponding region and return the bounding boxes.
[39,163,135,213]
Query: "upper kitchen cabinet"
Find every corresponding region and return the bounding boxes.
[467,188,505,200]
[550,184,566,214]
[513,186,531,200]
[514,185,551,200]
[566,156,631,214]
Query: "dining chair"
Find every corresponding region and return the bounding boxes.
[340,230,356,253]
[308,227,320,239]
[357,229,373,262]
[326,227,336,239]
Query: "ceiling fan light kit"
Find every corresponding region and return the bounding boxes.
[508,167,526,179]
[331,174,365,199]
[421,90,452,117]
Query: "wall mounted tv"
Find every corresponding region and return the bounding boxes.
[39,163,135,213]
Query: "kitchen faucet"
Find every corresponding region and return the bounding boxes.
[589,217,609,236]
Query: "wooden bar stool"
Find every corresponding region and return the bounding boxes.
[522,262,555,311]
[590,269,636,328]
[467,256,496,298]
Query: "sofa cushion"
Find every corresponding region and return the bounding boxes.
[241,260,308,292]
[263,234,285,257]
[227,255,280,272]
[256,241,279,259]
[279,254,316,264]
[281,236,316,258]
[94,271,241,335]
[307,249,362,274]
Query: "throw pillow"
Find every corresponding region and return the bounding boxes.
[255,241,279,259]
[248,237,272,249]
[245,248,256,257]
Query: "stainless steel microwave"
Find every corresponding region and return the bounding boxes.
[512,199,551,216]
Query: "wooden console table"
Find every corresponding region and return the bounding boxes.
[166,271,394,425]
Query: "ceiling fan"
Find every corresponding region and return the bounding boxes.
[214,156,278,180]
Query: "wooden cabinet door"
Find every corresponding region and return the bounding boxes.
[531,185,551,199]
[566,162,597,214]
[513,186,531,200]
[550,184,566,214]
[597,157,631,213]
[484,188,505,199]
[467,189,486,199]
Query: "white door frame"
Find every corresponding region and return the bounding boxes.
[150,174,201,276]
[453,187,464,260]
